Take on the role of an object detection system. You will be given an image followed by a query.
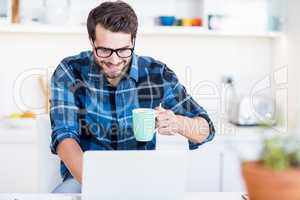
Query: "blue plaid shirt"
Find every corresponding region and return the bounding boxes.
[50,51,215,179]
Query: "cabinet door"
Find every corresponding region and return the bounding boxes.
[222,140,262,192]
[221,149,246,192]
[185,142,222,192]
[0,143,37,193]
[157,135,222,192]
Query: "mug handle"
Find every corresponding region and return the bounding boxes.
[154,111,159,135]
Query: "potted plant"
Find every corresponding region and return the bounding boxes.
[242,136,300,200]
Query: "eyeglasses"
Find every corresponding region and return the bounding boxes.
[93,42,134,58]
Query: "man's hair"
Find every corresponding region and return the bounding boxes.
[87,1,138,42]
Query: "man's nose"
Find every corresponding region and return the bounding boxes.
[108,52,120,64]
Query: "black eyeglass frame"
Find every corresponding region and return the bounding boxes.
[92,40,135,58]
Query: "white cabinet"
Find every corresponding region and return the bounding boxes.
[220,135,263,192]
[157,128,267,192]
[0,125,270,193]
[0,144,37,193]
[222,150,246,192]
[185,142,223,192]
[0,128,37,193]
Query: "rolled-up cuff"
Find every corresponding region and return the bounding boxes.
[51,129,80,154]
[188,113,215,150]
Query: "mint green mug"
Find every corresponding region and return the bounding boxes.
[132,108,156,141]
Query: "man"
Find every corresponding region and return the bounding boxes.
[50,1,215,193]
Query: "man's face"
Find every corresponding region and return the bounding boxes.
[91,24,134,80]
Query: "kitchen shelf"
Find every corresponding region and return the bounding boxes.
[0,24,283,38]
[0,24,87,34]
[139,26,282,38]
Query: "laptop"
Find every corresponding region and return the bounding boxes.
[82,150,188,200]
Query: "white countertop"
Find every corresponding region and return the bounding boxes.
[0,118,37,143]
[0,127,36,143]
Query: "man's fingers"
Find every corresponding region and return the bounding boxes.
[158,127,175,135]
[156,114,169,121]
[154,106,166,114]
[156,116,170,127]
[156,120,169,129]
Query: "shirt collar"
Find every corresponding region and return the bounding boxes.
[128,53,139,82]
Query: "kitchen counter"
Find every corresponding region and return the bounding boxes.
[0,128,36,143]
[0,192,244,200]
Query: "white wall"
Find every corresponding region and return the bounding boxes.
[0,31,275,133]
[272,0,300,132]
[286,0,300,131]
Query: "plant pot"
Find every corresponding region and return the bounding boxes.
[242,161,300,200]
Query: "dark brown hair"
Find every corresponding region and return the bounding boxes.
[87,1,138,42]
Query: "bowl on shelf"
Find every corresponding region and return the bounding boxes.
[159,16,176,26]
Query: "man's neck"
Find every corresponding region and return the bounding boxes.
[107,64,131,87]
[107,77,122,87]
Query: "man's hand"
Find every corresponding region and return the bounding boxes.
[155,106,210,144]
[155,107,181,135]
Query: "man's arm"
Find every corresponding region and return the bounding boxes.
[50,61,83,182]
[176,115,209,144]
[57,138,83,184]
[159,64,215,147]
[156,108,209,144]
